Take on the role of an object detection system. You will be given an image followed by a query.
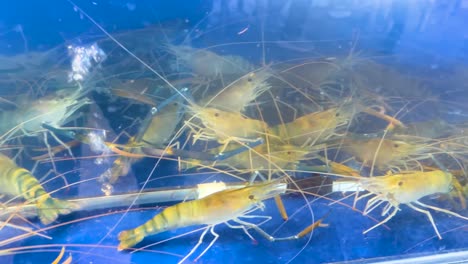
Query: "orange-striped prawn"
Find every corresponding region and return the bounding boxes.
[0,153,76,225]
[117,179,313,263]
[344,170,468,239]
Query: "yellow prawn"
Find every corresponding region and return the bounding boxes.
[180,141,315,175]
[340,137,423,170]
[344,170,468,239]
[270,106,350,147]
[185,105,271,152]
[270,98,404,148]
[95,92,185,185]
[199,67,272,113]
[0,88,90,144]
[118,179,318,263]
[0,153,76,225]
[106,78,160,106]
[339,133,465,173]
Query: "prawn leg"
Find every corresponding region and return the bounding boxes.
[41,123,89,142]
[415,200,468,221]
[52,247,72,264]
[178,226,212,264]
[215,136,265,155]
[274,195,288,221]
[407,202,441,239]
[150,137,264,162]
[363,206,399,235]
[193,226,219,263]
[52,247,65,264]
[249,171,288,221]
[214,137,264,161]
[232,211,329,241]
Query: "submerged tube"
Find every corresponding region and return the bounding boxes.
[1,181,249,221]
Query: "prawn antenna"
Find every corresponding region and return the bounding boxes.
[429,154,448,172]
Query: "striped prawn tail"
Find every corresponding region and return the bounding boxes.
[117,205,182,250]
[36,195,77,225]
[117,227,146,251]
[117,216,163,251]
[13,167,77,225]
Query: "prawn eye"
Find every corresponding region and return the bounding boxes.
[214,112,220,117]
[287,151,292,155]
[398,181,403,186]
[248,194,255,200]
[393,143,399,148]
[247,78,253,82]
[335,112,340,117]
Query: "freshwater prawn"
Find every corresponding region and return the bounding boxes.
[185,104,271,153]
[198,66,272,113]
[269,104,352,148]
[269,96,404,149]
[0,88,90,144]
[100,91,186,185]
[117,178,320,263]
[337,169,468,239]
[165,44,253,78]
[0,153,77,225]
[180,141,315,176]
[339,133,467,174]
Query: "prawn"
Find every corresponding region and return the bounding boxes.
[199,67,272,113]
[165,44,252,78]
[0,153,77,225]
[348,170,468,239]
[0,88,90,179]
[45,90,186,186]
[340,137,424,170]
[0,88,90,144]
[185,105,271,152]
[184,142,315,175]
[270,106,350,147]
[102,91,186,184]
[339,133,467,174]
[268,94,405,148]
[117,178,317,263]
